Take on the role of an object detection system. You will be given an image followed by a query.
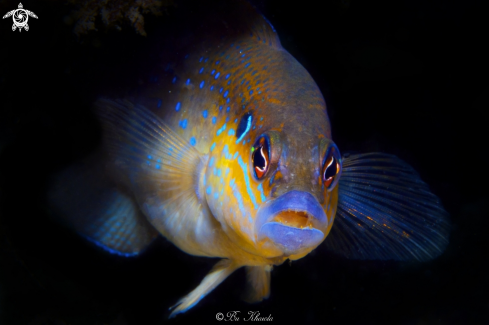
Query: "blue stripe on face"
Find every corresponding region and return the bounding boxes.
[237,155,258,209]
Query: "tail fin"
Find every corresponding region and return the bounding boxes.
[48,155,159,256]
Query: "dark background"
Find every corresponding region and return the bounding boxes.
[0,0,487,324]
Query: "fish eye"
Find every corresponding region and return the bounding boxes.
[322,145,342,190]
[252,136,270,180]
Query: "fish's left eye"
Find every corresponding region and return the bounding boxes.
[322,145,341,190]
[252,136,270,180]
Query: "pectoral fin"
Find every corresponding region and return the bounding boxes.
[169,259,241,318]
[324,153,450,261]
[243,265,272,303]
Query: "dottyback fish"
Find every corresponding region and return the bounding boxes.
[49,0,450,317]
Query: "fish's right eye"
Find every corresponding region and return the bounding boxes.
[252,136,270,180]
[322,144,342,191]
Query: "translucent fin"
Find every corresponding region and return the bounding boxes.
[243,265,272,303]
[48,157,159,256]
[169,260,240,318]
[324,153,450,261]
[94,98,220,257]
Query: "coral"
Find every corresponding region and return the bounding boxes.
[68,0,174,37]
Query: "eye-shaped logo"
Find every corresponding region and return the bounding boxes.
[3,3,38,32]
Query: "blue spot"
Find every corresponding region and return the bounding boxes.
[242,54,246,57]
[228,129,235,136]
[155,164,161,170]
[226,98,230,103]
[213,167,217,175]
[209,157,215,166]
[245,63,250,68]
[234,118,238,123]
[226,168,230,175]
[157,159,161,163]
[205,58,208,62]
[199,57,203,62]
[199,67,204,74]
[227,80,231,85]
[247,86,251,90]
[211,69,215,75]
[241,79,245,85]
[212,117,217,124]
[214,192,219,199]
[216,123,227,136]
[190,137,196,146]
[179,119,188,129]
[217,169,222,177]
[147,155,152,159]
[211,86,214,91]
[249,90,253,96]
[172,77,177,83]
[215,72,221,79]
[220,88,223,93]
[226,117,229,122]
[157,99,162,108]
[219,106,223,110]
[200,81,205,88]
[233,152,238,159]
[186,79,190,85]
[236,45,240,49]
[210,142,216,151]
[216,60,220,65]
[225,74,230,79]
[202,110,208,118]
[223,90,229,98]
[260,117,263,121]
[206,186,212,195]
[226,107,230,112]
[175,102,181,111]
[243,140,246,145]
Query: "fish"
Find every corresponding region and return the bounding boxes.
[48,0,450,318]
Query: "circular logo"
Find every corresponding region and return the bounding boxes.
[216,312,224,321]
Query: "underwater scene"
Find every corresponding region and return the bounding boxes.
[0,0,487,324]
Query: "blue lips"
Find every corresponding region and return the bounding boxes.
[255,190,328,255]
[260,222,324,254]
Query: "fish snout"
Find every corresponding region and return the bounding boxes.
[255,190,328,256]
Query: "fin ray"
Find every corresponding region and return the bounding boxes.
[48,156,159,256]
[324,153,450,261]
[169,260,240,318]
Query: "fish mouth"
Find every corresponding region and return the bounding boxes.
[255,190,328,256]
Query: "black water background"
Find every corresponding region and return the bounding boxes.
[0,0,487,324]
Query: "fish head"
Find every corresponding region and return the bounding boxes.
[204,114,342,261]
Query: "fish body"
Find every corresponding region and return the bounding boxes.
[49,0,450,317]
